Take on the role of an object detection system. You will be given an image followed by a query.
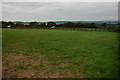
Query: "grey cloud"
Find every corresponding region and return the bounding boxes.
[2,2,118,21]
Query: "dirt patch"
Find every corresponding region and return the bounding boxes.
[2,53,84,78]
[3,53,27,61]
[2,53,45,78]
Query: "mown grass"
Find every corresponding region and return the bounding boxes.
[2,29,119,78]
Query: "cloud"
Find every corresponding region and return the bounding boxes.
[2,2,118,21]
[1,0,119,2]
[0,3,2,20]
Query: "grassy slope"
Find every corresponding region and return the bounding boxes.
[2,29,119,78]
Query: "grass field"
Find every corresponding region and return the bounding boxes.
[2,29,119,78]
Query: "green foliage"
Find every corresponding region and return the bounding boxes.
[8,22,14,27]
[15,22,24,26]
[47,22,56,27]
[64,22,74,28]
[102,23,107,27]
[2,21,8,28]
[29,21,38,27]
[2,21,119,32]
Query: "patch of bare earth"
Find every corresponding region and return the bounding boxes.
[2,53,44,78]
[2,53,84,78]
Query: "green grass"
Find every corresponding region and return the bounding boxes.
[2,29,119,78]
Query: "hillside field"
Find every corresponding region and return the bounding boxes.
[2,29,119,78]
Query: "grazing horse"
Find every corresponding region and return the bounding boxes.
[50,26,55,29]
[7,25,11,28]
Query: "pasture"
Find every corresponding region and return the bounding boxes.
[2,29,119,78]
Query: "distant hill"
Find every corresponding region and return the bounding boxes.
[2,20,118,24]
[37,20,118,24]
[53,21,118,24]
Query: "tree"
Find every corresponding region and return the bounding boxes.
[15,22,24,26]
[15,22,24,28]
[63,22,74,29]
[102,23,107,27]
[2,21,8,28]
[90,23,97,28]
[76,22,82,28]
[39,23,46,28]
[8,21,14,28]
[29,21,38,28]
[47,22,56,28]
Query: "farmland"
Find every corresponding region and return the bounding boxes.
[2,29,119,78]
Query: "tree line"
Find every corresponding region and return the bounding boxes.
[1,21,119,32]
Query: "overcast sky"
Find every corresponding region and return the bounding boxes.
[1,0,119,2]
[2,2,118,21]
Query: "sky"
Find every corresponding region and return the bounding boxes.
[1,0,120,2]
[2,2,118,22]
